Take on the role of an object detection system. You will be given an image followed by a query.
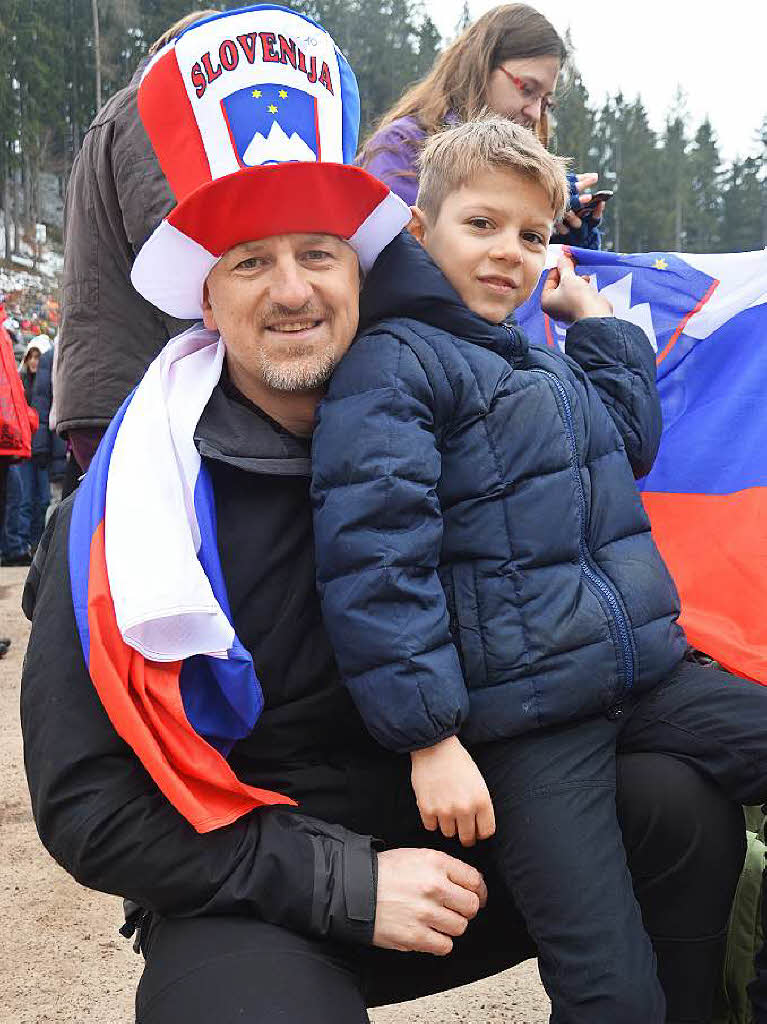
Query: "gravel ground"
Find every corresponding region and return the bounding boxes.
[1,567,550,1023]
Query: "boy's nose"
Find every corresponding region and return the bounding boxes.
[490,236,524,265]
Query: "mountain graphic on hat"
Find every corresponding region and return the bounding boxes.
[131,4,410,319]
[243,120,317,165]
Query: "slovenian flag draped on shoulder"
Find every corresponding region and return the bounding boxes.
[68,326,295,832]
[517,245,767,685]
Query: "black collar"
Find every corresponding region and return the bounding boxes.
[194,368,312,477]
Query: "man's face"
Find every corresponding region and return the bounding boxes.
[202,233,360,394]
[410,167,554,324]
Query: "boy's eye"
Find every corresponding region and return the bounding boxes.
[468,217,493,230]
[523,232,546,246]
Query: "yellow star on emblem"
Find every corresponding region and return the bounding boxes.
[252,89,262,98]
[653,258,669,270]
[268,104,278,114]
[278,89,288,99]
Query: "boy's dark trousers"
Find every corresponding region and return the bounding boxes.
[474,657,767,1024]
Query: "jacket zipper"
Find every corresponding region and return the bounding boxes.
[527,364,636,694]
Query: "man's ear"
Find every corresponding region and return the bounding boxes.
[201,281,217,332]
[407,206,428,244]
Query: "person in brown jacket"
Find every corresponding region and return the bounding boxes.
[57,11,219,473]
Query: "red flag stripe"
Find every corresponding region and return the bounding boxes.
[642,488,767,683]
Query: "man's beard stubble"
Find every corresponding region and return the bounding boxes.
[257,342,337,392]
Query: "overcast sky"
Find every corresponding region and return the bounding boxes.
[422,0,766,165]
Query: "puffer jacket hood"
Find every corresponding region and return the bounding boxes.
[313,232,686,751]
[360,231,529,362]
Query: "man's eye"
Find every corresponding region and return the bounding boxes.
[303,249,333,261]
[236,257,264,270]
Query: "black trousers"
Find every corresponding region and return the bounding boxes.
[136,745,746,1024]
[473,660,767,1023]
[0,457,9,536]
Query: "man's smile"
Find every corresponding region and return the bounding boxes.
[265,318,325,336]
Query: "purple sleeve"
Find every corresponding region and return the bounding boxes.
[357,117,424,206]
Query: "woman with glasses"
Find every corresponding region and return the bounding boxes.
[358,3,605,248]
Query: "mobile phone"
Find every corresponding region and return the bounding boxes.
[578,189,614,211]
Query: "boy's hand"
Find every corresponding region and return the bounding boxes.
[541,252,613,322]
[410,736,496,847]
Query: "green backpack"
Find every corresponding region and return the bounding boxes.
[714,808,765,1024]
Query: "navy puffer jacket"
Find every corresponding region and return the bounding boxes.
[32,347,68,478]
[312,233,687,752]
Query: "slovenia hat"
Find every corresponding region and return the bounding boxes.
[131,4,410,319]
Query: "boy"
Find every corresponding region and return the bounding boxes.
[311,118,767,1022]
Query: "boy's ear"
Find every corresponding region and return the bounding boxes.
[407,206,428,244]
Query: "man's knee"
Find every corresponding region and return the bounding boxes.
[617,752,745,932]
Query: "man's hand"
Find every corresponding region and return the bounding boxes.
[373,847,488,955]
[410,736,496,847]
[541,251,613,322]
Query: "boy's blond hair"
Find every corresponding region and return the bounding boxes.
[416,117,570,224]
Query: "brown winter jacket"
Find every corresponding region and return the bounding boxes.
[57,61,194,435]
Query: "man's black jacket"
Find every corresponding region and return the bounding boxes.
[20,378,379,944]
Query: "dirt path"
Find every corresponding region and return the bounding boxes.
[0,567,549,1023]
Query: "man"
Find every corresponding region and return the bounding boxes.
[21,8,745,1023]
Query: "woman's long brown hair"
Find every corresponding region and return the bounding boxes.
[359,3,567,172]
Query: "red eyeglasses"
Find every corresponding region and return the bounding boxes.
[497,66,556,115]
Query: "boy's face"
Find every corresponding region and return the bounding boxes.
[410,168,554,324]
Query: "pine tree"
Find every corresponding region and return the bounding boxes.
[291,0,442,134]
[658,95,690,251]
[551,52,594,174]
[685,118,723,252]
[455,2,471,36]
[720,156,764,252]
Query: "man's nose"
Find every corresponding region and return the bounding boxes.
[268,258,314,308]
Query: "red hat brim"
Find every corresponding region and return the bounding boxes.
[132,162,410,319]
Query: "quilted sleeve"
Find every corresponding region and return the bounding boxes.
[565,317,662,478]
[311,329,468,753]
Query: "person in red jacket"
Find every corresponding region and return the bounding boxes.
[0,310,39,567]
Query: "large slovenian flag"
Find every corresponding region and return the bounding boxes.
[517,246,767,683]
[68,327,295,832]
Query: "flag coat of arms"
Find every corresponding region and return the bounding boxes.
[516,246,767,684]
[222,82,321,165]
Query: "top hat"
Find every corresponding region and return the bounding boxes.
[131,4,410,319]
